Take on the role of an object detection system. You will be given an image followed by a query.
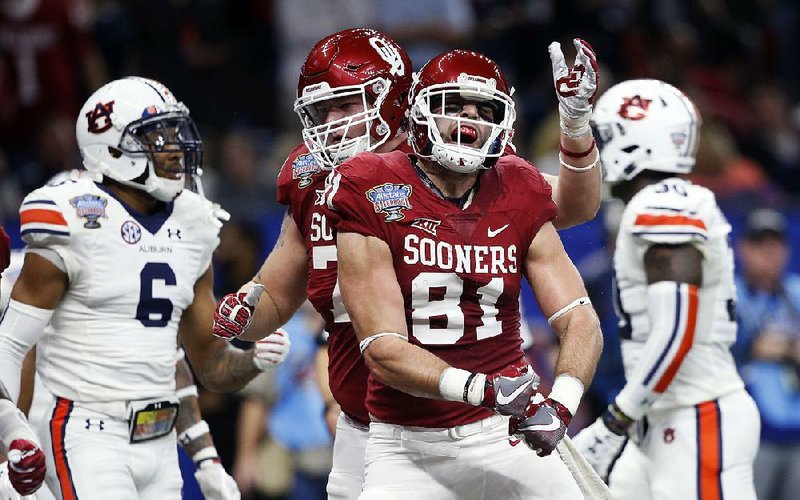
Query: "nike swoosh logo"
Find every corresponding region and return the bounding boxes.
[495,382,529,405]
[530,413,562,432]
[487,224,509,237]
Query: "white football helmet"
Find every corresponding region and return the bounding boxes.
[75,77,202,202]
[591,79,700,184]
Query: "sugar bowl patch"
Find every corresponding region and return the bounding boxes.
[366,183,412,222]
[70,194,107,229]
[292,153,321,188]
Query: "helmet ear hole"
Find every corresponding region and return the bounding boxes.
[108,146,123,158]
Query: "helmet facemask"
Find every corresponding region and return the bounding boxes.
[294,78,392,170]
[410,76,515,174]
[117,111,203,201]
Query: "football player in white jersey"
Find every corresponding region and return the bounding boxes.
[573,79,760,499]
[0,77,288,499]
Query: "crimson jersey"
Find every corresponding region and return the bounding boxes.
[0,227,9,273]
[277,142,413,425]
[325,151,557,427]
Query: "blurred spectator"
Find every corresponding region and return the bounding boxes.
[734,208,800,500]
[374,0,475,69]
[235,306,332,500]
[688,119,777,209]
[0,0,106,155]
[274,0,373,126]
[740,83,800,194]
[208,127,277,221]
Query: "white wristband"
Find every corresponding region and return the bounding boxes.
[549,375,584,415]
[175,385,198,400]
[439,367,486,406]
[558,151,600,173]
[178,420,210,446]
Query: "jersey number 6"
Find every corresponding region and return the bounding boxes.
[136,262,176,327]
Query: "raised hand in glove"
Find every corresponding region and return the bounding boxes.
[572,403,632,482]
[213,285,265,339]
[195,460,241,500]
[548,38,599,137]
[482,362,540,416]
[7,440,46,496]
[509,398,572,457]
[252,329,292,371]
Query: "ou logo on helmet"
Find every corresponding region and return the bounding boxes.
[121,220,142,244]
[617,95,652,120]
[369,36,405,77]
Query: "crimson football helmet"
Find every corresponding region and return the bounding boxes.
[408,50,516,173]
[294,28,413,169]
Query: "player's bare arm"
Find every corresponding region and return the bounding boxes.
[337,231,446,398]
[525,221,603,391]
[174,352,240,498]
[544,38,602,229]
[10,254,67,311]
[180,266,262,392]
[542,129,601,229]
[509,221,602,456]
[644,244,703,285]
[174,355,214,457]
[215,212,308,341]
[246,212,309,339]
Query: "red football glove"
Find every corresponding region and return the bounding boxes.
[7,439,46,495]
[0,227,10,274]
[482,362,540,417]
[509,398,572,457]
[213,285,265,340]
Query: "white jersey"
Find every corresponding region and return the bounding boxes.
[19,178,219,403]
[613,178,743,411]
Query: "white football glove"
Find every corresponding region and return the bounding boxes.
[571,415,628,482]
[252,329,291,371]
[548,38,600,137]
[194,461,241,500]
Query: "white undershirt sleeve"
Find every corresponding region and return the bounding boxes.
[0,300,53,402]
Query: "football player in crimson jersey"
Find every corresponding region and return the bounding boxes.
[0,77,286,500]
[323,48,603,499]
[213,30,604,500]
[572,80,759,499]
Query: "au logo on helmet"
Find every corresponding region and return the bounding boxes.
[86,100,116,134]
[617,95,652,120]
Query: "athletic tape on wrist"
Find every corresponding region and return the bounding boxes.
[439,368,486,406]
[549,375,584,415]
[548,297,592,325]
[192,446,220,466]
[358,332,407,354]
[175,385,198,400]
[177,420,210,446]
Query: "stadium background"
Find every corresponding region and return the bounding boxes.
[2,0,799,498]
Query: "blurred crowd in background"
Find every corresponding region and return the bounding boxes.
[3,0,800,499]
